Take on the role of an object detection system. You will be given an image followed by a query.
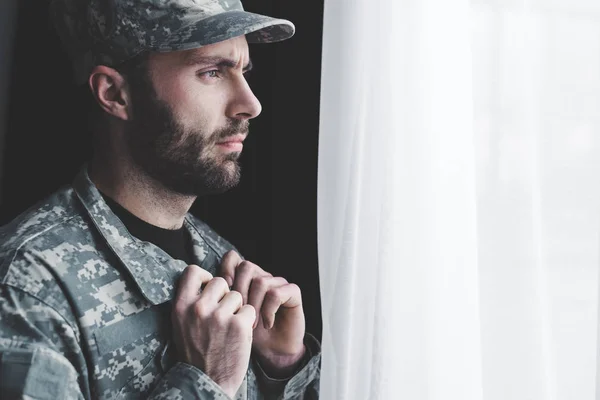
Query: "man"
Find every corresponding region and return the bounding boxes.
[0,0,320,399]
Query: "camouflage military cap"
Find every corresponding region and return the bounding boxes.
[49,0,295,85]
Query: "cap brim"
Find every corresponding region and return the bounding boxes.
[154,10,295,53]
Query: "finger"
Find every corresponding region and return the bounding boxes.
[199,277,230,306]
[216,290,244,315]
[261,283,303,330]
[175,265,213,306]
[247,276,288,329]
[235,304,258,331]
[220,250,243,287]
[231,261,271,305]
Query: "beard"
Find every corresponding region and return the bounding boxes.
[125,76,248,197]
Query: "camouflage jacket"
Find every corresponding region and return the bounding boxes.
[0,167,321,399]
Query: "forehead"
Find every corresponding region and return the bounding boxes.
[152,35,250,67]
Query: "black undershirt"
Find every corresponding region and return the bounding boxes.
[101,193,195,266]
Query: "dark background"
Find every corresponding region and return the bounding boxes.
[0,0,324,340]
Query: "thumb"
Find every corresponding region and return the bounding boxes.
[220,250,242,287]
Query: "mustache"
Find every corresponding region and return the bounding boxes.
[214,120,250,141]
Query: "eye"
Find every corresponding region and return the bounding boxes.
[199,70,220,79]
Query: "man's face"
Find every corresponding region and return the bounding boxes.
[125,35,261,196]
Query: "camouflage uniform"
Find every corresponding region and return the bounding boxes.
[0,167,321,399]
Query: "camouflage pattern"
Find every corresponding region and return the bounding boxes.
[48,0,295,84]
[0,166,321,399]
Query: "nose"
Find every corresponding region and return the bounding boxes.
[226,75,262,121]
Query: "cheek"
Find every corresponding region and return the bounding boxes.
[154,72,227,135]
[180,85,223,124]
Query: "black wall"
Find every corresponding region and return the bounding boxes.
[0,0,323,340]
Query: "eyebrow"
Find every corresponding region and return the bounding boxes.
[184,54,253,72]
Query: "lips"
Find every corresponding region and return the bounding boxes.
[216,133,246,152]
[216,133,247,145]
[217,142,243,150]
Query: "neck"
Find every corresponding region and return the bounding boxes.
[89,151,196,230]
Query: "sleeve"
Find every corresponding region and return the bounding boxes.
[251,333,322,400]
[147,362,234,400]
[0,284,87,399]
[148,333,322,400]
[0,285,236,400]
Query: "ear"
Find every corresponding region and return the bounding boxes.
[88,65,132,121]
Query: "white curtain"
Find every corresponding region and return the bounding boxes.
[317,0,600,399]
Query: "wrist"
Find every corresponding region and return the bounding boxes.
[255,345,307,379]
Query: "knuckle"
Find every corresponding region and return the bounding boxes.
[193,301,209,319]
[173,300,188,316]
[239,261,254,274]
[224,249,238,258]
[211,277,229,291]
[212,276,227,286]
[222,250,240,266]
[240,260,268,277]
[254,276,270,289]
[184,264,199,273]
[265,288,279,301]
[288,282,300,292]
[223,249,234,257]
[185,264,212,281]
[230,290,243,304]
[213,309,229,326]
[185,264,202,277]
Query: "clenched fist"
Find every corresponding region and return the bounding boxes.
[171,265,257,398]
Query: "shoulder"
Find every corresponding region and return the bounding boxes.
[0,186,95,322]
[0,186,81,252]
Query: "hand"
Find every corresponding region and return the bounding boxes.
[220,251,306,377]
[172,265,257,398]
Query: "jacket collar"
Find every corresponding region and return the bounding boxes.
[72,166,214,305]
